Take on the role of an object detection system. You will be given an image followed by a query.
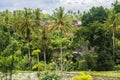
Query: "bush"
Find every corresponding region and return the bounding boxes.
[72,72,93,80]
[73,60,88,71]
[16,55,28,70]
[96,51,115,71]
[83,53,97,70]
[40,72,61,80]
[32,61,45,71]
[114,65,120,70]
[71,52,97,71]
[47,62,56,71]
[79,60,88,70]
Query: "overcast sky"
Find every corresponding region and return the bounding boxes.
[0,0,119,13]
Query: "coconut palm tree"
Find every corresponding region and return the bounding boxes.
[33,8,48,70]
[50,7,72,72]
[22,8,33,69]
[3,10,12,36]
[14,8,33,69]
[105,10,120,60]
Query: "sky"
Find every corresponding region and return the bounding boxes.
[0,0,119,14]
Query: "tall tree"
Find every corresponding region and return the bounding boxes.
[34,8,48,70]
[50,7,72,72]
[16,8,33,69]
[82,6,108,26]
[112,0,120,13]
[3,10,13,37]
[105,10,120,60]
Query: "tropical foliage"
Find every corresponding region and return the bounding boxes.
[0,1,120,80]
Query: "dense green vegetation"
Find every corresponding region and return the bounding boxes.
[0,0,120,80]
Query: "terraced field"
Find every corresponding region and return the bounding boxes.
[1,71,120,80]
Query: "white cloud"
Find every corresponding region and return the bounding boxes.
[0,0,119,13]
[58,0,118,12]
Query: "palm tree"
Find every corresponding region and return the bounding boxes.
[33,8,48,70]
[105,10,119,60]
[3,10,14,80]
[34,8,42,27]
[22,8,33,69]
[14,8,33,69]
[50,7,72,72]
[41,25,47,70]
[3,10,12,36]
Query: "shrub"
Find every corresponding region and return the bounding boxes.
[40,72,61,80]
[74,60,88,71]
[32,49,41,55]
[72,72,93,80]
[47,62,56,71]
[32,61,45,71]
[16,55,28,70]
[114,65,120,70]
[83,53,97,70]
[79,60,88,70]
[96,51,115,71]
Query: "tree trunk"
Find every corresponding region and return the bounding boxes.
[37,54,40,79]
[9,71,12,80]
[9,55,14,80]
[42,26,47,70]
[60,40,63,72]
[112,28,115,60]
[5,73,7,80]
[44,47,47,70]
[27,28,31,69]
[37,54,39,72]
[60,31,63,75]
[28,40,31,69]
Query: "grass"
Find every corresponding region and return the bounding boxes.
[88,71,120,78]
[14,70,34,74]
[65,71,120,78]
[12,70,120,78]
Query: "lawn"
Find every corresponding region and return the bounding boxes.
[15,70,120,78]
[89,71,120,78]
[66,71,120,78]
